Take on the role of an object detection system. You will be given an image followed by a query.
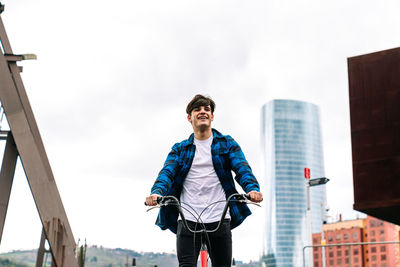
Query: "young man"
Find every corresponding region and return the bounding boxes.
[145,94,262,267]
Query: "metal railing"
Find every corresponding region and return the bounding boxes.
[303,240,400,267]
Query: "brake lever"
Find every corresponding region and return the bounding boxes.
[235,198,261,207]
[236,199,261,207]
[241,194,261,207]
[146,199,176,212]
[146,202,169,212]
[146,206,161,212]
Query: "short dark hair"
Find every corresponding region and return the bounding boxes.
[186,94,216,115]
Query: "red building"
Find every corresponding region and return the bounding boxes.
[362,216,400,267]
[312,216,400,267]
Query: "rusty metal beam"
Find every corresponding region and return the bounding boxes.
[36,226,57,267]
[0,19,11,54]
[0,131,8,140]
[36,227,46,267]
[0,132,17,243]
[348,46,400,225]
[0,13,78,267]
[4,54,22,62]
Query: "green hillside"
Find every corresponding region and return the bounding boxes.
[0,250,36,266]
[84,246,179,267]
[0,246,177,267]
[0,257,29,267]
[0,246,260,267]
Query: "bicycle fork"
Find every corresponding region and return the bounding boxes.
[200,243,208,267]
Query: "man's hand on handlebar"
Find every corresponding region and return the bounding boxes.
[145,194,162,206]
[248,191,263,203]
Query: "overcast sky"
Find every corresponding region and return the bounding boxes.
[1,0,400,262]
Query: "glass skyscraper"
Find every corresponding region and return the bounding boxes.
[261,99,327,267]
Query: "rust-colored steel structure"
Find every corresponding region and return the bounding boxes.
[348,46,400,225]
[0,5,78,267]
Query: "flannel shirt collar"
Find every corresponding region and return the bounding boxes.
[185,128,224,145]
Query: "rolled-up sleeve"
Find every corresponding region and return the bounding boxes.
[151,143,180,196]
[228,139,260,193]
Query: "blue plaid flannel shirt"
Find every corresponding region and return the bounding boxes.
[151,128,260,234]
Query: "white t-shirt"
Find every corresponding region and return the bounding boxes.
[179,135,230,223]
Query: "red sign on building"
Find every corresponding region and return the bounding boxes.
[304,168,310,179]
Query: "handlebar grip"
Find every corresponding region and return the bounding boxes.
[244,193,251,200]
[144,197,162,206]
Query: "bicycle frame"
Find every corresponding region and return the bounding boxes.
[200,243,207,267]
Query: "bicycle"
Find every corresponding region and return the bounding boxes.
[145,193,260,267]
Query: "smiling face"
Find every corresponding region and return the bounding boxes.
[187,105,214,132]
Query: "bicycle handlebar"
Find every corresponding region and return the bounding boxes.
[145,193,256,234]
